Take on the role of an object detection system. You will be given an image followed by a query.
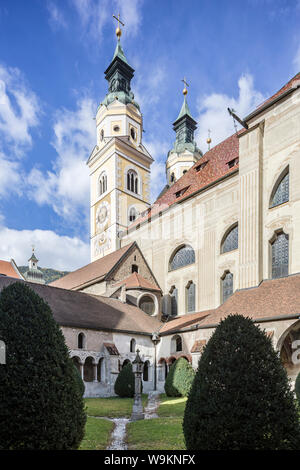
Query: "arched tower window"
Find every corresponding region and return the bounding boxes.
[270,231,289,279]
[221,271,233,303]
[221,224,238,254]
[270,167,289,208]
[170,286,178,316]
[143,360,150,381]
[98,172,107,196]
[127,169,138,194]
[78,332,85,349]
[170,173,175,183]
[186,281,195,313]
[128,206,138,223]
[130,338,136,353]
[169,245,195,271]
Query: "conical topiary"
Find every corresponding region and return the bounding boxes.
[164,357,195,397]
[0,282,86,450]
[183,314,300,450]
[114,362,135,397]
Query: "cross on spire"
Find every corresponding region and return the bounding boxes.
[181,77,189,96]
[113,13,125,38]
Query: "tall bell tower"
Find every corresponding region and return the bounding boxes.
[166,79,202,185]
[87,16,153,262]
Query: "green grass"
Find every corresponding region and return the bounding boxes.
[85,394,148,418]
[127,417,185,450]
[157,393,187,417]
[79,417,114,450]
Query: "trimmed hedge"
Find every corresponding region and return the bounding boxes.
[0,282,86,450]
[296,371,300,405]
[114,362,135,397]
[164,357,195,397]
[183,314,300,450]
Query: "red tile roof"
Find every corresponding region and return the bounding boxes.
[160,311,211,334]
[129,133,239,229]
[0,260,23,279]
[50,243,135,290]
[254,72,300,114]
[113,272,161,292]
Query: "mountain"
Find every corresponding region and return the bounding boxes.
[18,266,69,285]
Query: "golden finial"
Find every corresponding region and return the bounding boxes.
[181,77,189,96]
[113,13,125,38]
[206,129,212,150]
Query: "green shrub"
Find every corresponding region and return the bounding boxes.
[114,362,135,397]
[0,282,86,450]
[164,357,195,397]
[183,314,300,450]
[296,372,300,404]
[73,363,85,397]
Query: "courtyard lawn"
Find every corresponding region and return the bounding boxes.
[80,417,114,450]
[157,394,187,417]
[85,394,148,418]
[127,417,185,450]
[127,394,187,450]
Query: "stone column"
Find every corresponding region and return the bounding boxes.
[93,362,98,382]
[131,349,144,421]
[79,362,84,381]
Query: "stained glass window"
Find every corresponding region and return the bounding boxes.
[187,282,195,312]
[271,232,289,279]
[169,245,195,271]
[270,171,289,208]
[222,272,233,303]
[221,224,238,254]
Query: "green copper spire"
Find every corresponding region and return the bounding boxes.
[168,91,200,155]
[112,39,128,64]
[100,33,139,110]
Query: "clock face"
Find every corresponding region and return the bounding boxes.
[96,201,109,231]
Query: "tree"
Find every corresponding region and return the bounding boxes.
[114,362,135,397]
[0,282,86,450]
[164,357,195,397]
[183,314,300,450]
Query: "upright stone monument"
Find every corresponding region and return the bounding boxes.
[131,349,144,421]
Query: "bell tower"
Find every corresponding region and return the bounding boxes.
[166,79,202,185]
[87,16,153,262]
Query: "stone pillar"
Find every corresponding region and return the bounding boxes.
[79,362,84,381]
[131,349,144,421]
[93,362,98,382]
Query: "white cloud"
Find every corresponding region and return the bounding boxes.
[0,64,40,155]
[47,1,68,30]
[71,0,142,44]
[0,152,22,198]
[293,44,300,73]
[27,97,96,223]
[0,225,89,271]
[195,74,266,149]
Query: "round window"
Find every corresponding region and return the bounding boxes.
[130,127,136,140]
[113,125,120,132]
[139,295,155,315]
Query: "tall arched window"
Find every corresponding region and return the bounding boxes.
[169,245,195,271]
[270,167,289,208]
[127,170,138,194]
[221,271,233,303]
[271,231,289,279]
[98,172,107,196]
[221,224,238,253]
[78,332,85,349]
[143,361,150,381]
[130,338,136,353]
[170,286,178,316]
[97,358,105,382]
[186,281,195,313]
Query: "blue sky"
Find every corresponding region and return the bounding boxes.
[0,0,299,270]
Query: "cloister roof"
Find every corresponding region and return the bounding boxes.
[113,272,161,292]
[0,276,161,335]
[0,259,24,279]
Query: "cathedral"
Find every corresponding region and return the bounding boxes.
[1,24,300,397]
